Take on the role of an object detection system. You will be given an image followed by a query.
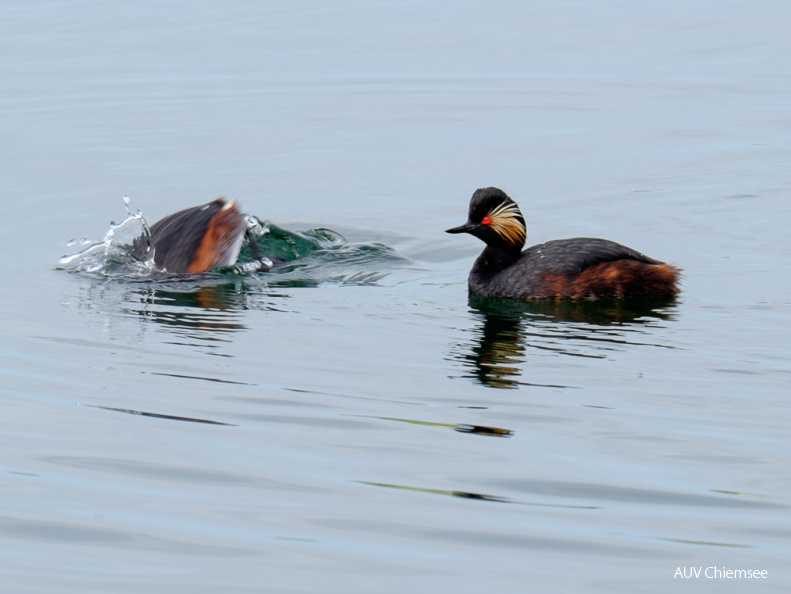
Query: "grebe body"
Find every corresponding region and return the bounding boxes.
[447,187,680,300]
[133,198,269,273]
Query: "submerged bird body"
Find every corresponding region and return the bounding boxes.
[447,188,680,300]
[133,198,269,273]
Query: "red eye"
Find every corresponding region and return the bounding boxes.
[481,215,491,225]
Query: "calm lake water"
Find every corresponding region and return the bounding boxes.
[2,1,790,592]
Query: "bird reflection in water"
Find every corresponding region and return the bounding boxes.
[135,284,245,335]
[126,281,290,352]
[454,294,678,389]
[63,278,289,355]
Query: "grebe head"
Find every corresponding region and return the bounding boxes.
[446,187,526,251]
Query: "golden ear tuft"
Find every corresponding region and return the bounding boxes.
[487,201,526,246]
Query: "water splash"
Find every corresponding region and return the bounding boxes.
[58,197,409,286]
[58,198,154,278]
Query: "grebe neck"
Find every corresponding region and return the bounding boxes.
[475,245,522,274]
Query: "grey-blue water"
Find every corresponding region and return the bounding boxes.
[2,1,790,592]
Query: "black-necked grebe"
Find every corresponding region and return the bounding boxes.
[446,187,680,300]
[133,198,269,273]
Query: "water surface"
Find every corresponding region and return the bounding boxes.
[2,1,790,592]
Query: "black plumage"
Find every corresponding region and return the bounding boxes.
[447,187,680,300]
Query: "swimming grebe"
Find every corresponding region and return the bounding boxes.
[446,187,680,300]
[132,198,271,273]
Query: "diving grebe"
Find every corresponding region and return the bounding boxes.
[133,198,270,273]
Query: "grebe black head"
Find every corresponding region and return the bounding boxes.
[446,187,526,251]
[447,187,680,301]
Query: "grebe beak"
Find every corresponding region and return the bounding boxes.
[446,222,476,234]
